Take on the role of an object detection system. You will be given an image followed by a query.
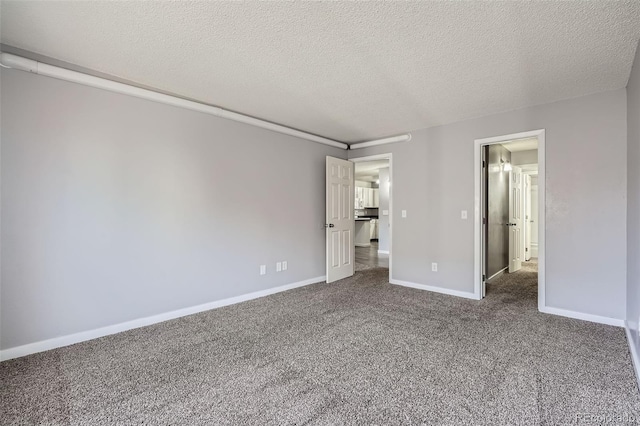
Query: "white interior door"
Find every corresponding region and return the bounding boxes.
[531,185,539,258]
[326,156,355,283]
[524,174,532,261]
[480,146,487,299]
[508,166,523,272]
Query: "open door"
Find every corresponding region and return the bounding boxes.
[524,174,532,261]
[326,156,355,283]
[508,166,523,273]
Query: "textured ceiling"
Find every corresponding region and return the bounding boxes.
[2,1,640,143]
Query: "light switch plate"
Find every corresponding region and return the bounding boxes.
[461,210,468,219]
[401,210,407,218]
[382,210,389,216]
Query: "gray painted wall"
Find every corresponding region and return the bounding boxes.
[486,145,510,278]
[0,69,346,350]
[378,167,390,252]
[348,89,627,320]
[628,42,640,351]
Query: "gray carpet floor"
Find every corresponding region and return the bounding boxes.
[2,262,638,425]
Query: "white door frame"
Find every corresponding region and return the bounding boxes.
[349,153,393,278]
[473,129,545,310]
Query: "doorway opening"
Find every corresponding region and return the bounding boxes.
[474,130,545,309]
[350,153,392,278]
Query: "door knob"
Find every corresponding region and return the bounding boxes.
[325,224,335,228]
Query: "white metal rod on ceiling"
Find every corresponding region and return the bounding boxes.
[0,52,350,150]
[349,133,412,150]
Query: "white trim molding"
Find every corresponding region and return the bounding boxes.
[378,250,390,255]
[473,129,546,304]
[539,306,624,327]
[625,323,640,392]
[390,279,477,300]
[0,276,325,361]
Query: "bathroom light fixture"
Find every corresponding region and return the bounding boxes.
[501,157,512,172]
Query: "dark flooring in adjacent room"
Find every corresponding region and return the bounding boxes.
[355,240,389,269]
[1,262,638,425]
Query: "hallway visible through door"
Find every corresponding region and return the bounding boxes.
[350,154,392,277]
[481,136,540,301]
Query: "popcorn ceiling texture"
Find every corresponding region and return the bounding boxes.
[1,1,640,142]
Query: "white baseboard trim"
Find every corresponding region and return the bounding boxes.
[355,243,370,247]
[378,250,389,255]
[0,275,325,362]
[625,322,640,393]
[487,267,508,281]
[390,278,477,300]
[539,306,624,327]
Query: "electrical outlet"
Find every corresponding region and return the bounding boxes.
[260,265,266,275]
[461,210,468,219]
[282,261,288,271]
[431,262,438,272]
[402,210,407,218]
[276,262,282,272]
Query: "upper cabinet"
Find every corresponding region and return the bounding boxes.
[355,186,379,208]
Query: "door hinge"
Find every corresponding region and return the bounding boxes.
[482,274,486,282]
[482,161,486,168]
[482,217,486,225]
